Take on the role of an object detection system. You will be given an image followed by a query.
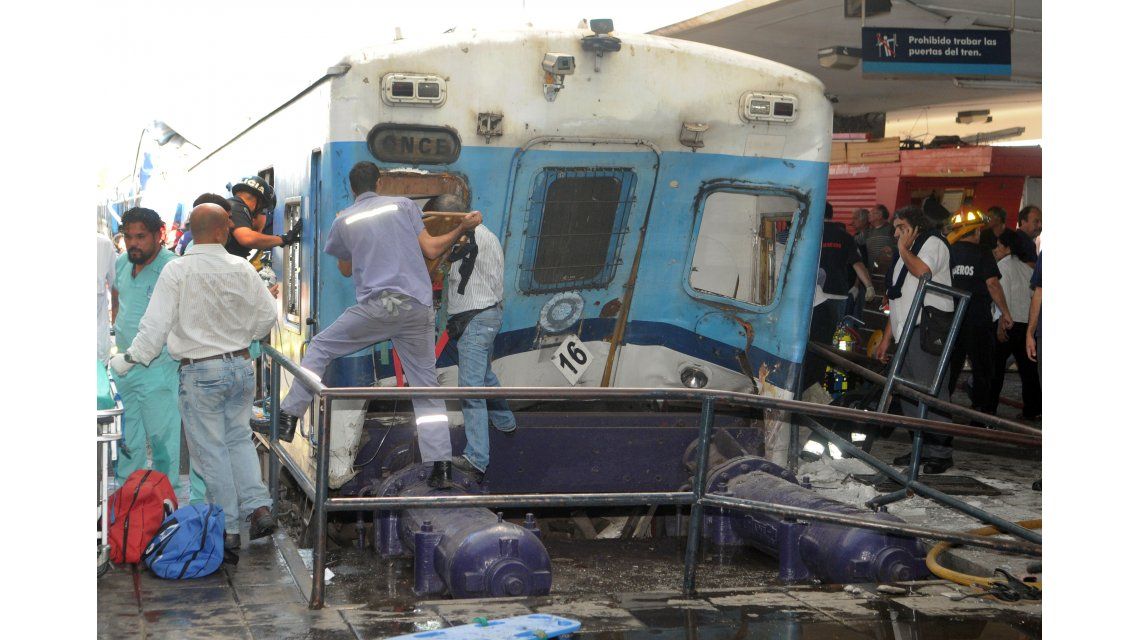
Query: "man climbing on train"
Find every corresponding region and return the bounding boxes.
[269,161,481,489]
[224,175,302,269]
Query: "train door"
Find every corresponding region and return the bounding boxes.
[499,141,660,388]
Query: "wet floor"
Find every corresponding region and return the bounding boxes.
[99,534,1041,639]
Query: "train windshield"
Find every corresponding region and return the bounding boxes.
[689,191,801,307]
[522,168,637,292]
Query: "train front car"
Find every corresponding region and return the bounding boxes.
[187,27,830,492]
[345,35,826,375]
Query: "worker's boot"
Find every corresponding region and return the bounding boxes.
[921,458,953,475]
[249,506,278,540]
[452,455,485,483]
[275,413,298,442]
[427,461,453,490]
[223,533,241,565]
[250,411,298,442]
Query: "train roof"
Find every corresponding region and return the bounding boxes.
[195,27,831,166]
[342,28,825,91]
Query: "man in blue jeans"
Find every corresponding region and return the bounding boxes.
[110,204,278,561]
[275,164,480,489]
[427,195,516,482]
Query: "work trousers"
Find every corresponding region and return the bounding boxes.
[946,319,996,412]
[802,298,844,393]
[987,322,1041,418]
[454,305,516,472]
[280,293,451,462]
[179,355,272,534]
[113,354,206,501]
[897,330,954,461]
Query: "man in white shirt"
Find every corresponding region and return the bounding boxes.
[873,206,957,473]
[987,230,1040,418]
[427,195,516,483]
[97,233,116,361]
[110,204,278,558]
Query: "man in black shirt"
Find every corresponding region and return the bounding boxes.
[946,209,1014,424]
[225,176,302,267]
[978,206,1007,252]
[1014,205,1041,267]
[802,203,874,391]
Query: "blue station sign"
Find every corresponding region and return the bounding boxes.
[861,27,1011,76]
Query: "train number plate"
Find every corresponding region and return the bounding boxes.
[551,335,593,385]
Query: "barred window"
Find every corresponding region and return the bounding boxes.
[689,191,801,307]
[522,168,636,292]
[282,198,302,328]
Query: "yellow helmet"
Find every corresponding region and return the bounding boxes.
[866,329,884,358]
[946,206,989,244]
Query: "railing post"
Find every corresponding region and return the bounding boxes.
[268,359,281,519]
[682,396,715,596]
[309,394,332,609]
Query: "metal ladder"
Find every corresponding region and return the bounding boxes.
[869,273,971,510]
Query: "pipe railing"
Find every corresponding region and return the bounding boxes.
[257,344,1042,609]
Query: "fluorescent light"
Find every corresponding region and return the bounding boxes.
[818,46,861,70]
[953,78,1042,91]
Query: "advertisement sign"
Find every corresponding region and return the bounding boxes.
[861,27,1011,76]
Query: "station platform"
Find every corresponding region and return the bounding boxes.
[98,532,1040,639]
[98,372,1040,638]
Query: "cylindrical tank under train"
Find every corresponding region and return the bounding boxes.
[372,463,552,598]
[701,455,929,584]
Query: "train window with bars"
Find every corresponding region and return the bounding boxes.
[689,191,802,307]
[522,168,636,292]
[282,198,302,330]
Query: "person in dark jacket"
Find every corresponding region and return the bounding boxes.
[945,208,1014,415]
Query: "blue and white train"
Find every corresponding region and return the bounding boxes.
[182,26,832,484]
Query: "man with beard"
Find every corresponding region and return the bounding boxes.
[111,207,205,501]
[111,204,279,558]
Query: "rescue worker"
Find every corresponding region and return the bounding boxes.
[944,207,1014,415]
[425,194,516,483]
[273,161,481,489]
[110,204,279,559]
[803,202,874,391]
[110,207,206,501]
[225,176,301,269]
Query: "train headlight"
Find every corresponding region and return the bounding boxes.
[539,292,584,334]
[680,366,709,389]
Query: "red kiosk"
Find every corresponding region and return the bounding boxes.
[827,140,1042,232]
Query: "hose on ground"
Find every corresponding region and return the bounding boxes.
[925,518,1042,589]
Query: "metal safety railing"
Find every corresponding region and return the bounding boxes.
[257,344,1041,610]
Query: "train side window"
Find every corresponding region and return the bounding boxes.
[282,198,302,330]
[689,191,801,307]
[522,168,636,292]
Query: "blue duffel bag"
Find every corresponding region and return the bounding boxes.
[142,503,225,579]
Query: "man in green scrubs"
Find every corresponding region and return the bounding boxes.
[112,207,205,501]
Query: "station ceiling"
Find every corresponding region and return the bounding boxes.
[651,0,1041,116]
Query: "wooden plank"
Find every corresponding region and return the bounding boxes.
[846,137,900,164]
[830,141,847,164]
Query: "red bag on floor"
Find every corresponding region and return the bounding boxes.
[108,470,178,564]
